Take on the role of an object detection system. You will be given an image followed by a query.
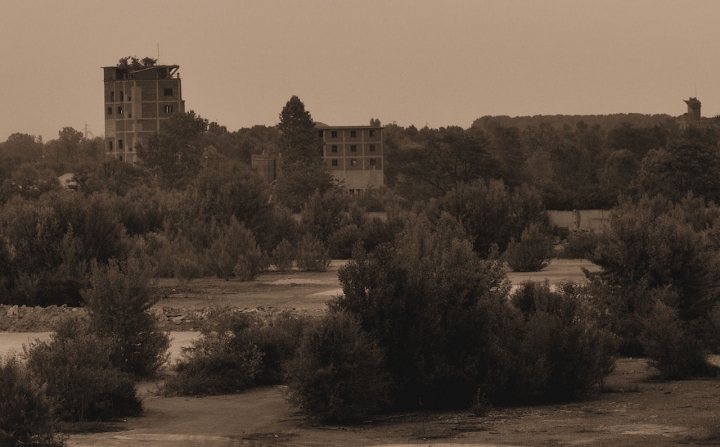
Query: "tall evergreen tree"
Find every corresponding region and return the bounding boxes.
[274,96,335,211]
[277,96,321,164]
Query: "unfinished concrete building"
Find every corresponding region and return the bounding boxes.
[103,62,184,163]
[317,124,384,193]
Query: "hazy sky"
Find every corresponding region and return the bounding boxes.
[2,0,720,142]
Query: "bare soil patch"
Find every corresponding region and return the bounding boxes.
[68,358,720,447]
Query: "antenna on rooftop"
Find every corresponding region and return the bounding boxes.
[157,43,160,63]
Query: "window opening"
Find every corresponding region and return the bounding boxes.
[331,145,338,153]
[350,130,357,138]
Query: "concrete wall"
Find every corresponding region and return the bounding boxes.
[548,210,610,232]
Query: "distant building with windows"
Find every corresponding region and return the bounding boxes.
[103,62,184,163]
[250,124,385,192]
[317,124,384,193]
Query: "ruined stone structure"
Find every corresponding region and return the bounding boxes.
[103,62,184,163]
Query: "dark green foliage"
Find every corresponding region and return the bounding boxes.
[328,224,363,259]
[296,234,331,272]
[335,213,514,409]
[137,111,209,188]
[24,317,142,422]
[271,238,295,271]
[386,126,499,202]
[285,311,392,422]
[504,223,555,272]
[592,196,720,323]
[164,311,309,395]
[508,282,619,401]
[277,96,320,165]
[0,190,126,306]
[558,231,598,259]
[210,218,265,280]
[641,302,715,379]
[81,259,169,378]
[273,96,336,212]
[190,160,272,231]
[274,161,336,213]
[430,180,549,256]
[637,127,720,203]
[0,356,66,447]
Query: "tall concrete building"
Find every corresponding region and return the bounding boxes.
[317,124,384,193]
[684,97,702,120]
[103,62,184,163]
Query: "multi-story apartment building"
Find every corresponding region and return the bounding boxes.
[317,124,384,192]
[103,63,184,163]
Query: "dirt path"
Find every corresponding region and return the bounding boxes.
[68,359,720,447]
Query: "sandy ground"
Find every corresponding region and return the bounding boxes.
[68,358,720,447]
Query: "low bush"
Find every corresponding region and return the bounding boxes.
[558,231,598,259]
[0,355,66,447]
[328,224,363,259]
[163,310,310,396]
[504,223,555,272]
[285,310,392,422]
[508,281,619,401]
[296,234,331,272]
[24,317,142,422]
[641,302,715,379]
[271,238,295,271]
[211,218,265,280]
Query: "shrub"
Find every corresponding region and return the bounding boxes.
[163,310,310,395]
[82,259,169,378]
[558,231,598,259]
[328,224,363,259]
[641,302,715,379]
[285,311,392,422]
[504,223,555,272]
[211,218,265,280]
[708,303,720,354]
[24,317,142,422]
[508,282,619,401]
[0,355,66,447]
[296,234,331,272]
[335,213,515,410]
[271,238,295,271]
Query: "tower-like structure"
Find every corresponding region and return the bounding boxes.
[684,97,702,121]
[103,62,184,163]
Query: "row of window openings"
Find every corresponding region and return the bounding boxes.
[331,158,377,166]
[107,140,131,151]
[107,105,173,115]
[329,144,376,153]
[109,88,173,102]
[320,130,376,139]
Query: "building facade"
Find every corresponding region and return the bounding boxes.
[317,124,384,192]
[103,63,184,163]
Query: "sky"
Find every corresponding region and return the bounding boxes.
[2,0,720,142]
